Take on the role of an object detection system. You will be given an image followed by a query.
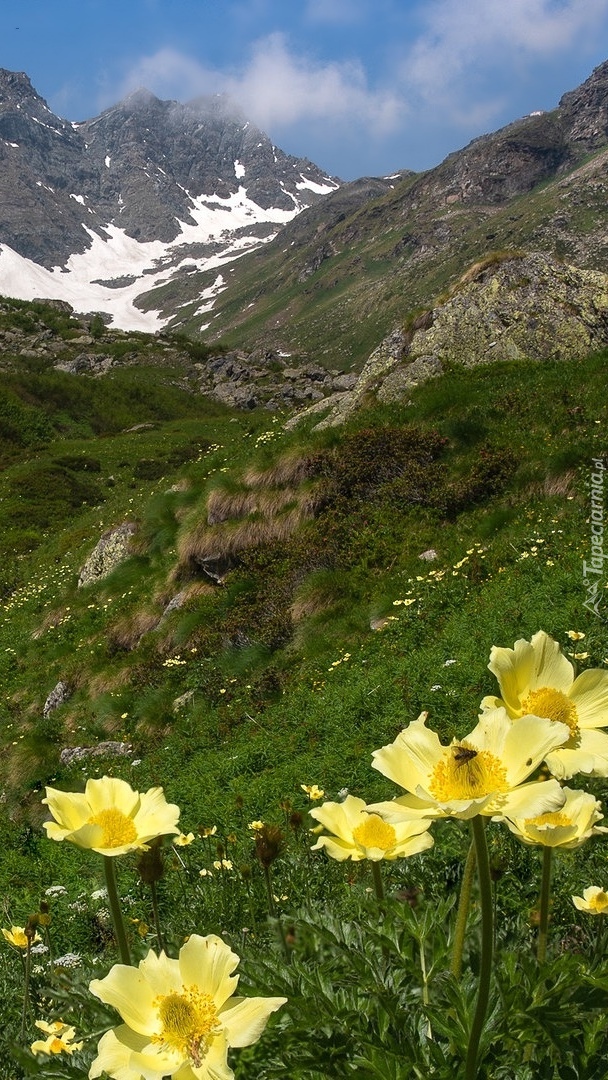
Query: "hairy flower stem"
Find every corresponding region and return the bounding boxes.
[103,856,132,966]
[20,942,32,1041]
[371,861,385,903]
[450,839,476,979]
[537,846,553,964]
[465,817,493,1080]
[263,865,276,917]
[150,881,166,955]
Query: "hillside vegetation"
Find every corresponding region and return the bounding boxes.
[1,297,608,1076]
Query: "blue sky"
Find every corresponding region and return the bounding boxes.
[2,0,608,180]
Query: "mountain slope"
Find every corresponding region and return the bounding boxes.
[171,60,608,367]
[0,69,340,330]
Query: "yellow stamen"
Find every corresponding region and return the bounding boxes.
[352,815,397,851]
[525,811,571,828]
[49,1038,64,1054]
[590,891,608,911]
[429,743,508,802]
[154,986,221,1066]
[521,687,578,736]
[87,808,138,848]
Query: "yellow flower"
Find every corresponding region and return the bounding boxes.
[370,710,568,822]
[309,794,434,862]
[89,934,286,1080]
[482,630,608,778]
[174,832,196,847]
[31,1019,83,1056]
[500,787,608,849]
[42,776,180,857]
[301,784,324,800]
[2,925,41,949]
[567,631,586,641]
[248,820,264,831]
[572,886,608,915]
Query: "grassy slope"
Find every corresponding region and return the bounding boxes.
[1,340,607,904]
[2,297,608,1073]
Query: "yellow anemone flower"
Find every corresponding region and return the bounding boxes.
[301,784,324,800]
[309,794,434,862]
[42,776,180,857]
[174,832,196,847]
[31,1019,83,1056]
[482,630,608,778]
[499,787,608,849]
[2,925,41,949]
[370,709,568,822]
[89,933,286,1080]
[572,886,608,915]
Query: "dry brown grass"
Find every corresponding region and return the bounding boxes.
[542,470,578,497]
[178,508,309,565]
[456,250,527,288]
[107,610,161,652]
[290,589,334,624]
[207,486,305,524]
[87,666,137,698]
[243,449,323,489]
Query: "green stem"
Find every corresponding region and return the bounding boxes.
[417,919,432,1040]
[450,839,476,979]
[371,860,385,902]
[464,817,493,1080]
[103,856,132,966]
[150,881,166,955]
[263,865,276,917]
[537,846,553,965]
[20,942,31,1041]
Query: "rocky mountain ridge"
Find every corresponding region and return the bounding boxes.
[0,69,341,329]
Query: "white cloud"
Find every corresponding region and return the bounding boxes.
[115,34,404,135]
[401,0,608,109]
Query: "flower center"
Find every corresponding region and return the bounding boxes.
[154,987,221,1066]
[429,743,508,802]
[352,815,397,851]
[521,687,578,736]
[87,808,138,848]
[49,1037,65,1054]
[525,811,571,828]
[590,891,608,912]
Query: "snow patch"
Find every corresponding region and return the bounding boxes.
[105,155,111,168]
[234,160,245,179]
[296,174,338,195]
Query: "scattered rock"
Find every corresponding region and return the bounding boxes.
[43,681,71,718]
[60,741,133,766]
[78,522,137,587]
[419,549,438,561]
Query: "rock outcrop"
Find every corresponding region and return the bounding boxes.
[289,251,608,429]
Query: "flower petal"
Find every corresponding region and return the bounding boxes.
[89,1026,161,1080]
[178,934,239,1009]
[85,777,140,817]
[489,778,566,820]
[219,995,287,1048]
[135,786,181,838]
[42,788,91,834]
[371,713,444,793]
[545,727,608,778]
[89,964,158,1036]
[570,669,608,728]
